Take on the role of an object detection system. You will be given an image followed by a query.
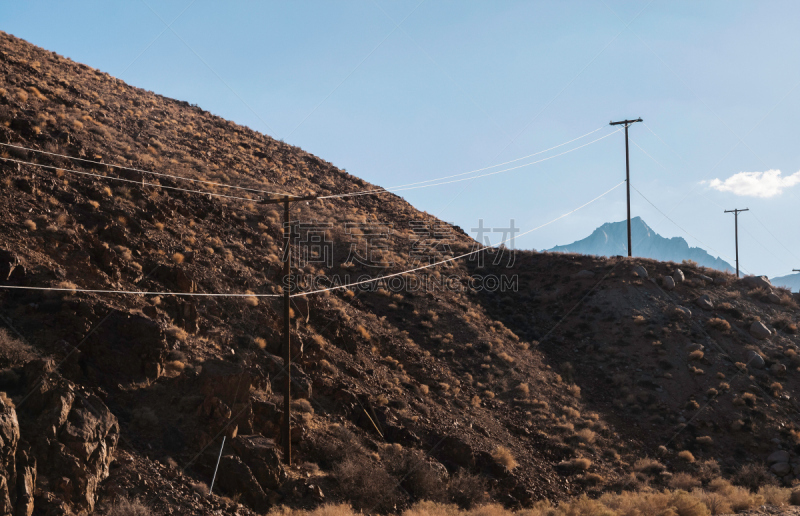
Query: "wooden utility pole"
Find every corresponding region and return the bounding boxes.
[724,208,749,278]
[610,118,643,257]
[260,194,317,464]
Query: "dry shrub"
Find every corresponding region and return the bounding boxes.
[491,446,517,470]
[559,457,591,472]
[108,497,152,516]
[634,458,666,476]
[575,428,596,444]
[164,361,185,375]
[22,219,36,231]
[254,337,267,350]
[383,448,446,503]
[0,329,37,368]
[689,350,704,361]
[678,451,695,463]
[191,482,209,496]
[244,291,259,306]
[698,491,731,515]
[708,478,765,511]
[707,318,730,332]
[696,436,713,446]
[356,325,371,341]
[733,462,775,491]
[758,485,790,505]
[669,472,701,490]
[334,456,401,512]
[292,399,313,414]
[446,471,487,509]
[171,252,185,264]
[167,326,188,341]
[515,383,530,397]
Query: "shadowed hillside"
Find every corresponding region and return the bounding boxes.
[2,30,800,516]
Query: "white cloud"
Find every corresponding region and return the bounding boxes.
[706,169,800,198]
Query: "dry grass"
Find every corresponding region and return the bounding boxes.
[707,317,730,332]
[491,446,517,470]
[107,497,152,516]
[292,398,314,414]
[265,481,769,516]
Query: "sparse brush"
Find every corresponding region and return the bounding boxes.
[292,399,313,414]
[491,446,518,470]
[164,361,185,375]
[167,326,188,341]
[707,317,730,331]
[669,472,701,490]
[171,252,185,264]
[678,450,695,463]
[733,463,776,491]
[107,497,152,516]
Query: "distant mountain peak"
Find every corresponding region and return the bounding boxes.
[549,218,733,272]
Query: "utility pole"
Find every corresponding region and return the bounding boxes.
[724,208,749,278]
[610,118,643,257]
[260,194,317,464]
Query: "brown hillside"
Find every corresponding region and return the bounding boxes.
[1,30,800,515]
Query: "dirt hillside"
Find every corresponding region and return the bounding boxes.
[1,30,800,515]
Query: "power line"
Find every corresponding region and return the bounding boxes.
[294,180,625,297]
[379,126,605,190]
[0,156,259,202]
[0,141,289,197]
[4,129,615,204]
[0,284,281,297]
[320,129,621,200]
[0,181,624,299]
[631,135,796,275]
[632,186,747,275]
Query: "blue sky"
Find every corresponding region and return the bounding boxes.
[3,1,800,278]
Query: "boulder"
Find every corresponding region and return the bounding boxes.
[790,490,800,505]
[662,276,675,291]
[437,435,475,470]
[771,363,787,377]
[768,292,781,304]
[230,435,286,491]
[771,462,791,476]
[696,274,713,284]
[0,394,18,513]
[695,295,714,311]
[632,265,648,279]
[674,306,692,318]
[743,275,772,290]
[745,350,766,369]
[768,450,791,464]
[750,321,771,340]
[18,360,119,514]
[673,269,685,283]
[216,455,272,512]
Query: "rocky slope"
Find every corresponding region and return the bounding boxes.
[549,217,734,273]
[1,30,800,515]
